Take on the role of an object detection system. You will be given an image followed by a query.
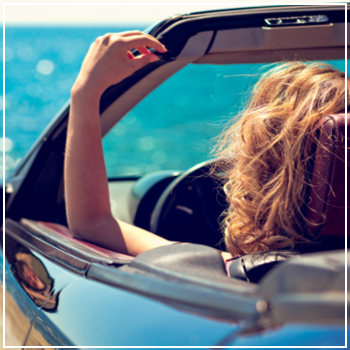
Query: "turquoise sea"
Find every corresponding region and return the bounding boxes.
[4,26,144,180]
[3,26,347,180]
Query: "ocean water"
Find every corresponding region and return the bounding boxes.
[3,26,347,180]
[3,25,147,180]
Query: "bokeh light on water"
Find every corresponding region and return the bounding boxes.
[36,59,55,75]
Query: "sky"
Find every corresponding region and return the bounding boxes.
[2,1,347,26]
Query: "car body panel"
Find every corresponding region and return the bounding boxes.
[2,238,237,346]
[3,241,346,347]
[29,275,236,346]
[2,267,34,346]
[225,324,346,347]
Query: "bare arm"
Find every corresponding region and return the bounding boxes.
[64,31,173,256]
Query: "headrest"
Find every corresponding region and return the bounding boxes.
[304,113,348,243]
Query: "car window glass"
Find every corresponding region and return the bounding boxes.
[103,59,346,178]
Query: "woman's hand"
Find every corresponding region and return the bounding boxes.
[72,30,167,100]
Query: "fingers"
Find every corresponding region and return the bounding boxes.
[96,31,167,54]
[117,30,160,45]
[127,46,152,60]
[123,35,167,53]
[136,46,151,55]
[130,53,159,69]
[117,30,144,37]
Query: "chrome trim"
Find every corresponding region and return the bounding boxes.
[5,219,89,275]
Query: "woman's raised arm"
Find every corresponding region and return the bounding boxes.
[64,31,172,256]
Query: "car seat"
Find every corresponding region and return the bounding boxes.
[302,113,348,250]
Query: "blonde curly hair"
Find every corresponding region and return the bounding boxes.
[215,62,349,256]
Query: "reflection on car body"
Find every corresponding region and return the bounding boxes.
[9,245,57,311]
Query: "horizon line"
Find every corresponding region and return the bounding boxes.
[1,21,154,27]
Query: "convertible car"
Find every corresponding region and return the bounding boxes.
[2,4,349,347]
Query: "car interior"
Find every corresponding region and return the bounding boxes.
[4,5,348,323]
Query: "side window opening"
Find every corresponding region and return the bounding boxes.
[103,59,346,179]
[103,62,265,178]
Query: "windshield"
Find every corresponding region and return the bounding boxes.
[103,59,346,178]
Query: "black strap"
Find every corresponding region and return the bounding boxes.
[228,250,300,283]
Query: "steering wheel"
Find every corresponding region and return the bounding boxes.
[150,160,228,249]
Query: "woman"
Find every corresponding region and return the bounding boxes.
[64,31,348,261]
